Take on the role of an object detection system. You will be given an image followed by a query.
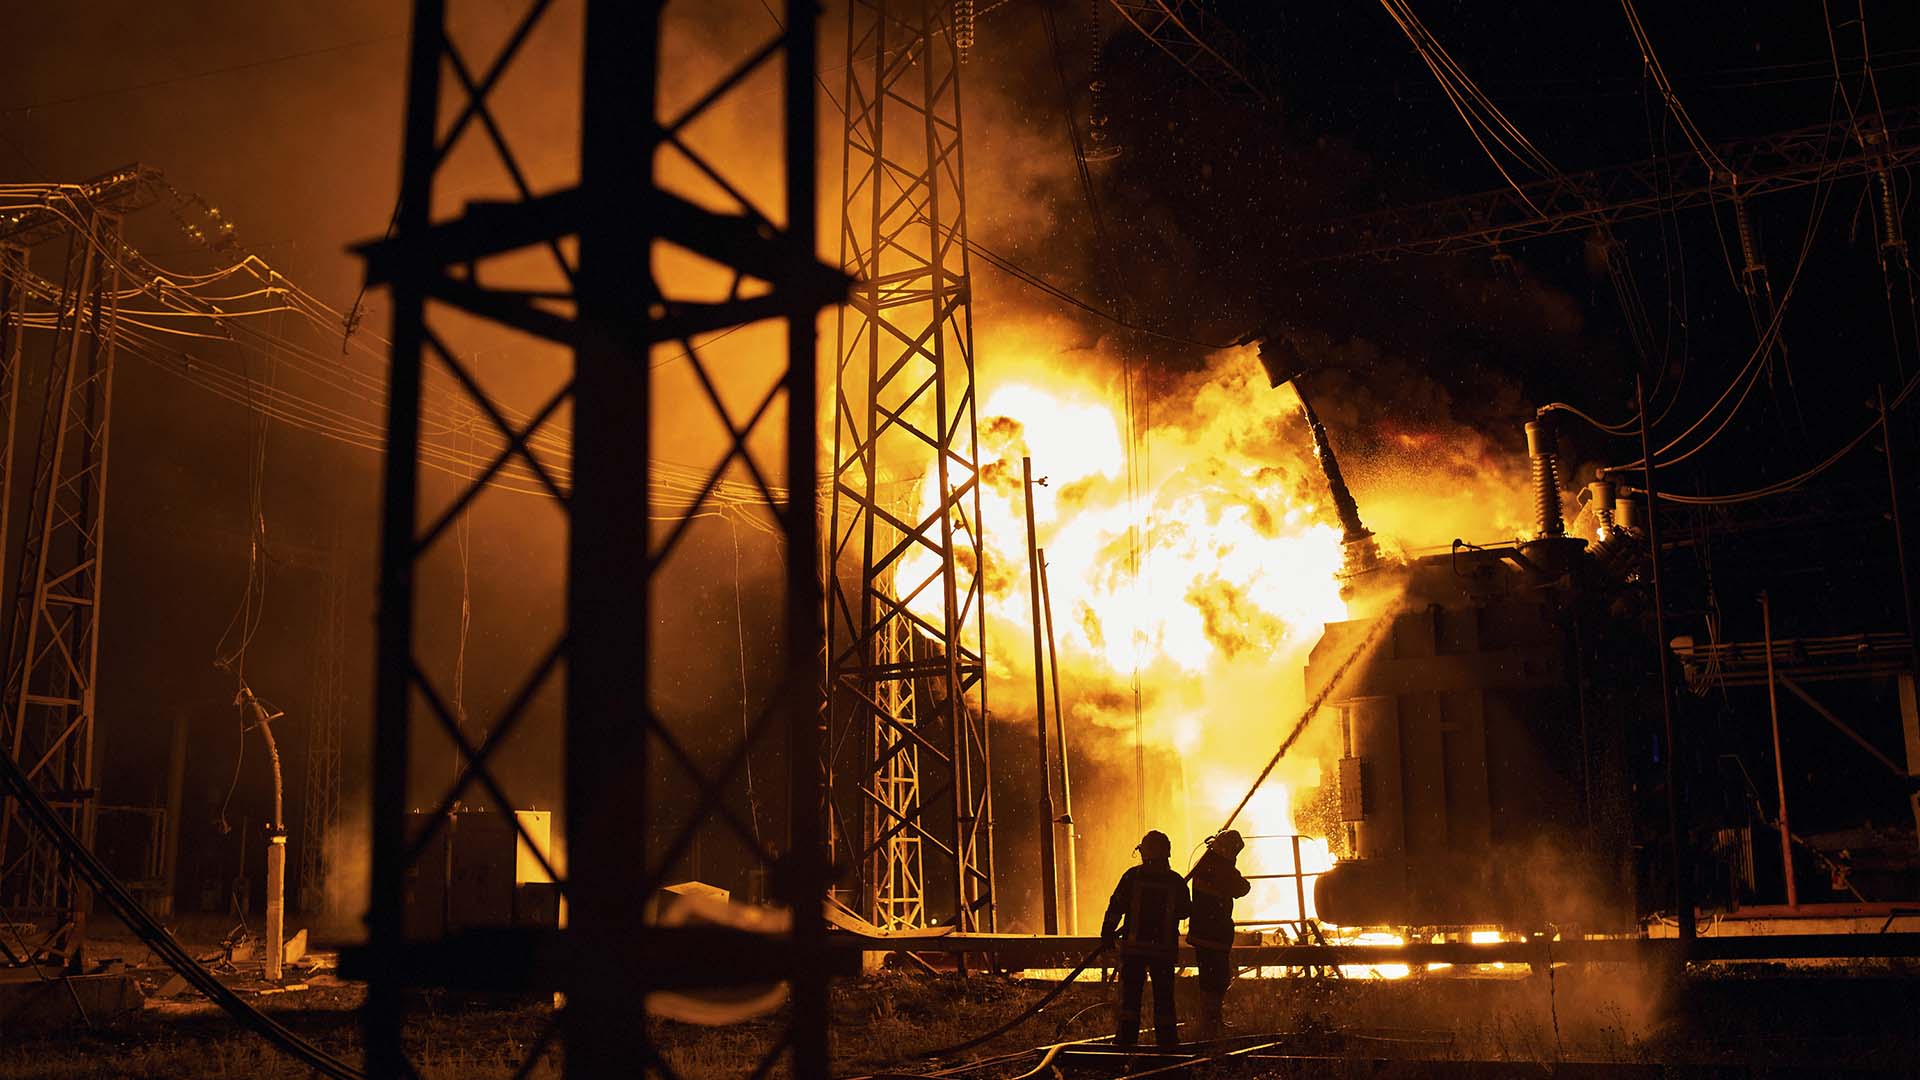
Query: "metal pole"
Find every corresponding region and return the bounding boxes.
[366,2,440,1068]
[1291,834,1307,926]
[572,2,661,1073]
[1880,386,1918,686]
[784,0,829,1069]
[1022,457,1058,934]
[161,707,187,918]
[1038,550,1077,934]
[1759,591,1796,908]
[1638,373,1694,942]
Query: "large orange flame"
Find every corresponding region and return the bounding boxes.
[889,328,1529,932]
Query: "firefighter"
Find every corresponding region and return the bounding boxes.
[1186,829,1251,1041]
[1100,830,1191,1048]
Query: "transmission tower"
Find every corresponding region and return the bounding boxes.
[351,2,842,1076]
[297,547,344,916]
[828,0,995,933]
[1107,1,1267,103]
[1313,107,1920,261]
[0,244,24,573]
[0,211,123,964]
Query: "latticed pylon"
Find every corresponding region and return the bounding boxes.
[870,521,924,930]
[829,0,995,932]
[0,213,122,958]
[297,551,345,915]
[1106,0,1268,104]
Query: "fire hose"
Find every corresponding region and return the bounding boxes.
[0,737,365,1080]
[1214,601,1402,837]
[852,939,1112,1077]
[0,600,1397,1080]
[867,603,1404,1075]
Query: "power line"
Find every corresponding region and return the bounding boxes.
[0,32,406,115]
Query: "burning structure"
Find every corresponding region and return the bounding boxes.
[4,2,1920,1078]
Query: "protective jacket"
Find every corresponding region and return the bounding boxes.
[1102,863,1191,958]
[1185,849,1250,950]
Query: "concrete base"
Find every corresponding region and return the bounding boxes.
[0,969,144,1029]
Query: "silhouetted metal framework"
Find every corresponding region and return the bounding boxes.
[1106,0,1267,104]
[0,245,24,582]
[0,211,122,961]
[0,167,162,249]
[298,549,344,915]
[829,0,995,933]
[1312,107,1920,261]
[872,527,925,929]
[353,2,843,1076]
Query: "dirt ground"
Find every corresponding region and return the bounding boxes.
[3,921,1918,1079]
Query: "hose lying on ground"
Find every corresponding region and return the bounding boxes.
[0,740,366,1080]
[848,940,1112,1078]
[865,603,1406,1076]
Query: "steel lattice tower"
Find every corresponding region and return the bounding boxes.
[352,2,843,1076]
[828,0,994,932]
[0,212,122,961]
[0,245,25,573]
[1106,1,1268,103]
[297,550,344,915]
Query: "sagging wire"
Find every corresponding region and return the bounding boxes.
[1376,0,1556,211]
[1623,1,1839,453]
[212,298,276,839]
[1629,366,1920,506]
[451,408,475,786]
[729,508,764,851]
[0,735,364,1079]
[1601,131,1839,478]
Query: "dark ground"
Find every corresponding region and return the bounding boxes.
[3,917,1919,1080]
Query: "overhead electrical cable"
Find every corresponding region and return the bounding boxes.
[0,737,365,1079]
[1600,88,1844,475]
[1643,368,1920,506]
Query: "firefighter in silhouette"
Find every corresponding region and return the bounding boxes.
[1100,830,1191,1048]
[1186,829,1251,1040]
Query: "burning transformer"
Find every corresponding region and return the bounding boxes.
[1256,340,1662,933]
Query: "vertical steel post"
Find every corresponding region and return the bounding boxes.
[1637,373,1694,942]
[1880,386,1918,688]
[1291,833,1307,925]
[0,245,23,575]
[1039,550,1077,933]
[162,707,187,916]
[1022,458,1058,933]
[569,4,660,1074]
[364,0,441,1067]
[784,0,828,1070]
[1759,591,1796,908]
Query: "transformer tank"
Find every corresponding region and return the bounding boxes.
[1306,427,1652,932]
